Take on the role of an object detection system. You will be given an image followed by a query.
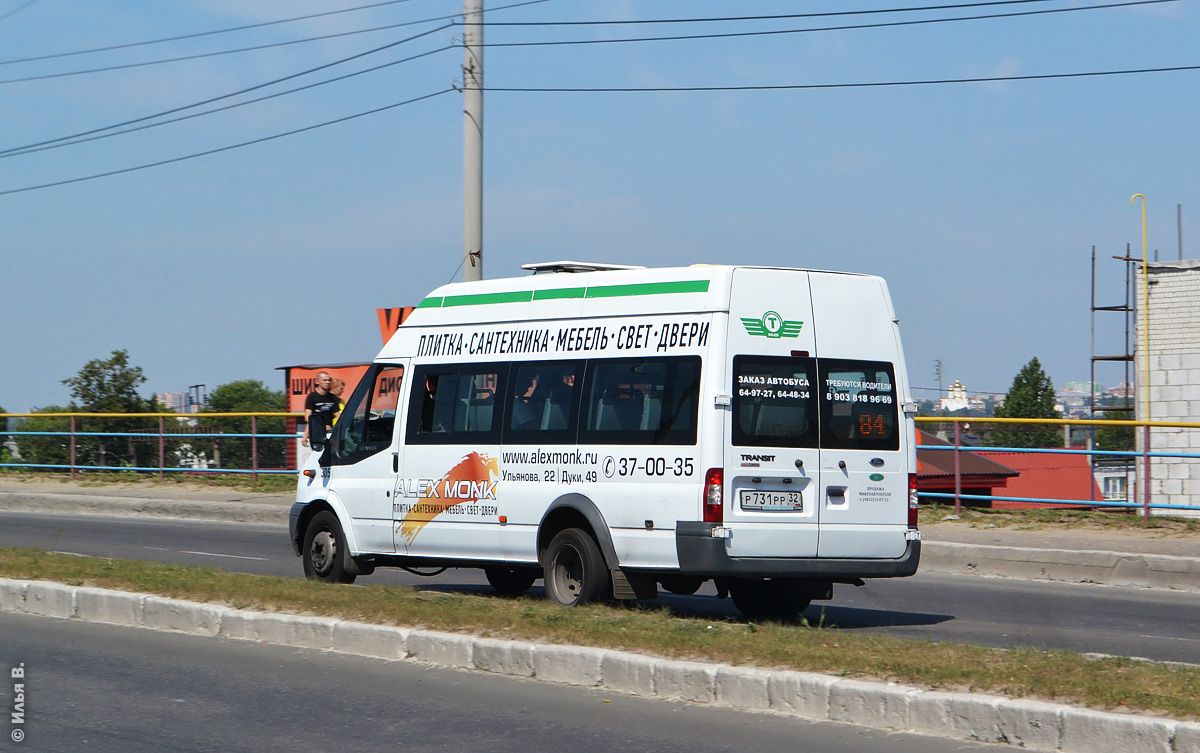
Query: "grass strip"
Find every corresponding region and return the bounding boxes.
[919,502,1200,533]
[0,469,295,494]
[1,547,1197,719]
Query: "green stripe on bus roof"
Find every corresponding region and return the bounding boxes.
[533,287,586,300]
[443,290,534,307]
[420,279,709,308]
[584,280,710,298]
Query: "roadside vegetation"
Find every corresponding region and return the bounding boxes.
[1,548,1196,719]
[0,469,294,494]
[919,502,1200,534]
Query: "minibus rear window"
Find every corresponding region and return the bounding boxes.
[732,356,818,448]
[818,359,899,451]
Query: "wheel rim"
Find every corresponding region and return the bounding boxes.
[549,543,584,605]
[309,529,336,576]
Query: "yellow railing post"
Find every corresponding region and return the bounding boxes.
[1132,194,1151,521]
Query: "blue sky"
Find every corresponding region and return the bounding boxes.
[1,0,1195,411]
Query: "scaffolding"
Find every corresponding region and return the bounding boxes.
[1089,245,1137,504]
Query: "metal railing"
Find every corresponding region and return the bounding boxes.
[3,413,1195,517]
[0,412,302,481]
[915,416,1200,519]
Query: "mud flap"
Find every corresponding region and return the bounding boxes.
[611,569,658,600]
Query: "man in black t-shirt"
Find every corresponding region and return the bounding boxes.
[302,371,339,447]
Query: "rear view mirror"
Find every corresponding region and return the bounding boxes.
[308,414,328,452]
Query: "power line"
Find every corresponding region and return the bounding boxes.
[0,0,39,23]
[476,0,1084,25]
[0,18,453,86]
[0,0,549,67]
[0,25,452,156]
[0,0,426,66]
[0,46,453,159]
[482,64,1200,92]
[0,88,454,197]
[479,0,1176,48]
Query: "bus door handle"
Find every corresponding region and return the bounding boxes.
[826,486,847,500]
[392,452,399,473]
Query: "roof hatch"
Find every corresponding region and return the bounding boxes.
[521,260,646,274]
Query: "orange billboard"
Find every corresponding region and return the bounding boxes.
[286,365,371,413]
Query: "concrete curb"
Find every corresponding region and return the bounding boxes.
[0,492,288,525]
[2,578,1195,753]
[922,541,1200,593]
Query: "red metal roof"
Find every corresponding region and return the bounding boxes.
[972,449,1102,508]
[916,430,1018,485]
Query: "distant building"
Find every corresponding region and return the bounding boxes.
[939,379,969,412]
[156,392,189,413]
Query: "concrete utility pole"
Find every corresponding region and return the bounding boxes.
[462,0,484,281]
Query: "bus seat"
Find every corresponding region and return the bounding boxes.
[639,394,662,430]
[542,396,569,430]
[511,398,536,430]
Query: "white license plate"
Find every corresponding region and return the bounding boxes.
[739,489,803,512]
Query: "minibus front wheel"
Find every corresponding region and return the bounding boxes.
[302,511,357,584]
[543,528,610,607]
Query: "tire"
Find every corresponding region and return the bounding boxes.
[301,510,357,584]
[543,528,610,607]
[659,575,705,596]
[729,579,811,621]
[484,566,538,596]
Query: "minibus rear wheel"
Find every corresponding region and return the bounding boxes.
[543,528,610,606]
[484,566,538,596]
[729,579,810,621]
[302,510,357,584]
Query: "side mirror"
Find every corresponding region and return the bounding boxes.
[308,414,328,452]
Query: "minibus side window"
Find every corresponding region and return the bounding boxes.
[329,365,405,464]
[818,359,899,451]
[503,360,583,444]
[731,355,818,448]
[579,356,700,446]
[406,364,506,445]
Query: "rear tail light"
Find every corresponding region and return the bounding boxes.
[703,468,723,523]
[908,472,919,528]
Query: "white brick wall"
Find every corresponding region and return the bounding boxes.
[1135,261,1200,514]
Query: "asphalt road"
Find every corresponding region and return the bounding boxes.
[2,511,1199,664]
[0,610,996,753]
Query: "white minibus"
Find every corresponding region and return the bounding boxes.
[291,262,920,618]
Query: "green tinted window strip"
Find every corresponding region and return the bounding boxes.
[533,287,586,300]
[443,291,533,307]
[419,279,709,309]
[585,280,709,298]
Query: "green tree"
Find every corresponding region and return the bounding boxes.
[1094,400,1135,454]
[15,406,73,468]
[988,357,1061,448]
[199,380,287,469]
[61,350,159,469]
[0,404,12,467]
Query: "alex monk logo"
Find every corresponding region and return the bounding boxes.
[741,311,804,339]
